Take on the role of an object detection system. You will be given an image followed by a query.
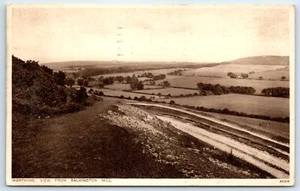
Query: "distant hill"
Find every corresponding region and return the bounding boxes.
[43,60,217,70]
[42,56,289,70]
[224,56,289,66]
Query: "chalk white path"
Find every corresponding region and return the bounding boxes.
[157,115,289,179]
[128,103,289,148]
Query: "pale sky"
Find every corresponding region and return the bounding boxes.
[11,5,293,63]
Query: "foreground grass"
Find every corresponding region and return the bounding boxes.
[12,98,184,178]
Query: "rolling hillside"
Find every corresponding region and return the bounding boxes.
[225,56,289,66]
[12,56,89,117]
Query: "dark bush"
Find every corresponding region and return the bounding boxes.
[54,71,66,86]
[41,65,53,75]
[138,96,147,101]
[88,88,94,94]
[169,100,175,105]
[76,87,88,103]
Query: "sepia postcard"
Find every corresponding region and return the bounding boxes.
[6,4,295,186]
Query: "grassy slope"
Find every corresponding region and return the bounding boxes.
[12,99,184,178]
[229,56,289,65]
[249,67,289,80]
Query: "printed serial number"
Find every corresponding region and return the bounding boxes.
[280,180,289,183]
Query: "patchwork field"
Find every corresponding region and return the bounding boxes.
[134,88,199,96]
[182,64,286,77]
[159,76,289,94]
[164,94,289,118]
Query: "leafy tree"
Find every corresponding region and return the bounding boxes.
[77,78,84,86]
[153,74,166,80]
[169,100,175,105]
[116,76,124,83]
[138,96,147,101]
[162,81,171,87]
[76,87,88,103]
[227,72,237,78]
[54,71,66,86]
[83,80,89,87]
[97,76,104,83]
[262,87,289,98]
[103,77,114,85]
[41,65,53,74]
[130,81,144,90]
[98,83,104,88]
[241,73,249,79]
[88,88,94,94]
[65,78,75,87]
[125,76,132,84]
[131,74,138,83]
[197,82,256,95]
[214,84,223,95]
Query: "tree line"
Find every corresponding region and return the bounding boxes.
[262,87,289,98]
[197,82,256,95]
[227,72,249,79]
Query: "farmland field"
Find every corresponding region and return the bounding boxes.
[159,76,289,94]
[134,87,199,96]
[164,94,289,118]
[105,83,131,90]
[249,67,289,80]
[182,64,286,77]
[202,112,289,141]
[105,83,162,90]
[94,88,161,99]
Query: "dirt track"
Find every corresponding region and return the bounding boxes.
[157,115,289,178]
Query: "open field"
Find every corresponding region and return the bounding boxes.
[205,112,289,143]
[105,83,161,91]
[182,64,286,77]
[134,87,199,96]
[164,94,289,118]
[105,83,131,90]
[159,76,289,94]
[93,88,161,99]
[249,67,289,80]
